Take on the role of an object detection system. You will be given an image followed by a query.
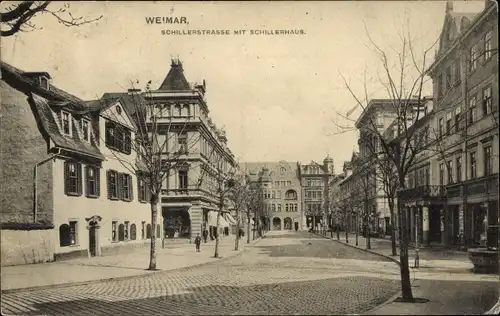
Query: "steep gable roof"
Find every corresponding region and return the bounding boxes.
[157,59,191,91]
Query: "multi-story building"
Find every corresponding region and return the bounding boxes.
[241,161,302,231]
[298,155,335,231]
[399,0,498,249]
[1,61,158,266]
[103,59,238,241]
[328,173,346,230]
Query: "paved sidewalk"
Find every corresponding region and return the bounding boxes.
[315,232,499,315]
[1,235,261,292]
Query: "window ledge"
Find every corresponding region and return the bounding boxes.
[109,197,120,201]
[86,195,100,199]
[111,240,119,243]
[66,192,82,197]
[69,244,80,248]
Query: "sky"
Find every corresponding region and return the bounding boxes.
[1,0,485,174]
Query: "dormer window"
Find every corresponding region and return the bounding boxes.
[39,76,49,90]
[81,119,90,142]
[61,111,72,135]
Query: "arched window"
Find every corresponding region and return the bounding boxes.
[130,224,137,240]
[146,224,152,239]
[284,217,292,230]
[59,224,71,247]
[280,167,286,174]
[156,224,161,238]
[285,190,297,200]
[272,217,281,230]
[118,224,125,241]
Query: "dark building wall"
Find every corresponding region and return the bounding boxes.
[0,80,54,224]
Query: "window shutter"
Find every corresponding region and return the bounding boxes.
[129,175,134,201]
[96,167,101,197]
[107,170,112,199]
[76,163,82,195]
[84,165,89,197]
[105,122,110,147]
[64,162,70,195]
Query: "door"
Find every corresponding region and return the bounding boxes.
[89,226,97,257]
[294,222,299,231]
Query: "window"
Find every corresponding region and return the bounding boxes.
[69,221,78,245]
[105,122,131,154]
[456,156,462,182]
[468,96,477,124]
[307,204,312,212]
[286,204,289,212]
[178,132,188,153]
[312,191,317,199]
[455,105,462,132]
[121,174,133,201]
[484,31,492,61]
[107,170,119,200]
[138,176,148,202]
[294,204,298,212]
[483,86,492,116]
[469,44,478,72]
[124,221,129,240]
[272,191,276,199]
[277,204,282,212]
[178,169,188,189]
[446,111,452,135]
[61,111,71,135]
[469,152,477,179]
[447,160,453,184]
[425,167,430,186]
[439,163,445,185]
[454,59,461,84]
[272,204,276,212]
[275,181,279,186]
[280,167,286,174]
[130,224,137,240]
[85,165,100,197]
[484,146,492,176]
[445,66,452,90]
[141,221,146,239]
[81,119,90,141]
[64,162,82,196]
[112,221,118,242]
[438,117,444,138]
[307,179,311,186]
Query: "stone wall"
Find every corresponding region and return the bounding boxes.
[1,229,55,266]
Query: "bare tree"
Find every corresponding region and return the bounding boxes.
[226,172,249,251]
[98,84,200,270]
[1,1,102,37]
[333,24,438,301]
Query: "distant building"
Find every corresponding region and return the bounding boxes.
[298,155,335,231]
[1,61,156,266]
[241,161,302,231]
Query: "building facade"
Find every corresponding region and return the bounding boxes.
[241,161,302,231]
[104,59,238,241]
[399,0,499,249]
[298,155,335,231]
[1,62,158,266]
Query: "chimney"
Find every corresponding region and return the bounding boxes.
[23,72,52,90]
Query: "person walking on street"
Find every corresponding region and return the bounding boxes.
[195,233,202,252]
[203,229,208,243]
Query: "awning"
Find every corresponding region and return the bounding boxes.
[225,213,237,225]
[208,211,229,227]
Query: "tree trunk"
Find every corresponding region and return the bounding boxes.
[397,197,414,301]
[252,211,256,240]
[337,222,340,240]
[389,200,398,256]
[345,212,349,243]
[214,209,222,258]
[355,212,359,246]
[365,200,371,250]
[247,215,251,244]
[148,196,158,270]
[234,210,240,251]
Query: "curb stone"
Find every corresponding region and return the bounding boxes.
[312,232,401,266]
[1,236,264,295]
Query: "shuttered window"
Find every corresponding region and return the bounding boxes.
[105,121,132,155]
[107,170,133,201]
[85,165,100,197]
[120,174,133,201]
[138,176,148,203]
[64,161,82,196]
[107,170,119,200]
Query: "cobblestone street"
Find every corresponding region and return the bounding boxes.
[1,231,401,315]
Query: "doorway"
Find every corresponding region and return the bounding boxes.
[294,222,299,231]
[89,226,97,257]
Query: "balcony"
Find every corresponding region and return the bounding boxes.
[397,185,447,202]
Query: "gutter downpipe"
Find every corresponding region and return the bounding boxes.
[33,148,61,223]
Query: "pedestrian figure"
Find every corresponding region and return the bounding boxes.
[203,229,208,243]
[195,233,202,252]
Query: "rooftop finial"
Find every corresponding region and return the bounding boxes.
[446,0,453,13]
